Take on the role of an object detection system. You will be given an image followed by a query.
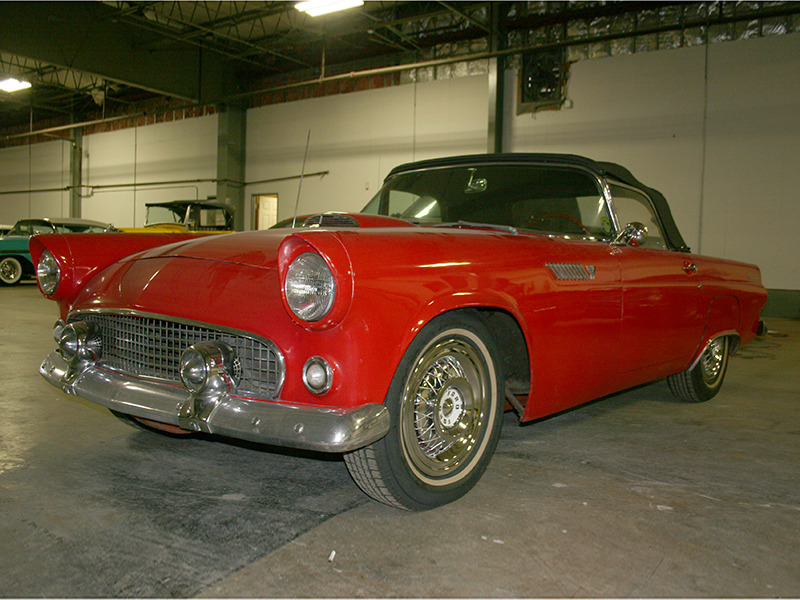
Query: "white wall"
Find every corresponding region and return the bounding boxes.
[244,75,488,228]
[509,47,707,248]
[0,140,71,224]
[702,35,800,290]
[509,34,800,290]
[81,117,218,228]
[1,117,217,228]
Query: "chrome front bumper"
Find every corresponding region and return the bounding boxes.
[39,350,390,453]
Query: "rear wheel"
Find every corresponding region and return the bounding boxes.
[0,257,23,285]
[344,312,503,510]
[667,337,730,402]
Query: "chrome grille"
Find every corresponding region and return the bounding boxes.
[70,313,283,398]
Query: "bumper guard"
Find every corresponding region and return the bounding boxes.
[40,350,389,453]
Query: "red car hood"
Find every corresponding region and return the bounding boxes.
[131,214,414,269]
[134,230,287,270]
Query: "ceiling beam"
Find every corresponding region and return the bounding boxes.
[0,1,233,104]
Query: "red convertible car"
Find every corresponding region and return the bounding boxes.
[32,154,767,510]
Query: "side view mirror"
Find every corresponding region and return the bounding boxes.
[613,222,648,247]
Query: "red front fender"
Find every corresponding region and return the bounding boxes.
[29,232,213,315]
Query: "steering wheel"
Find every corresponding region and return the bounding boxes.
[528,213,591,235]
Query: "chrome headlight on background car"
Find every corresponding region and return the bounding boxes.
[37,249,61,295]
[284,252,336,322]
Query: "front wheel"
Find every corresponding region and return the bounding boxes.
[0,256,23,285]
[667,336,730,402]
[344,312,504,510]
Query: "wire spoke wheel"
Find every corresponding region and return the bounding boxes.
[699,337,727,387]
[668,336,731,402]
[344,312,503,510]
[401,339,489,480]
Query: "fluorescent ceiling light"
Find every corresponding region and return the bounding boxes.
[0,77,32,93]
[295,0,363,17]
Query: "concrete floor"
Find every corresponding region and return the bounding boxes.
[2,281,798,598]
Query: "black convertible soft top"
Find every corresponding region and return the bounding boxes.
[387,153,690,252]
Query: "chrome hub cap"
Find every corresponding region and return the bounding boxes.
[700,338,726,386]
[438,382,467,430]
[401,337,489,479]
[1,259,19,282]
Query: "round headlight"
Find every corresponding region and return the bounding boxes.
[37,249,61,295]
[285,252,336,322]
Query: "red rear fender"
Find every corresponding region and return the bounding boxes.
[699,295,742,357]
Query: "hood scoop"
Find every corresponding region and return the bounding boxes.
[303,213,360,228]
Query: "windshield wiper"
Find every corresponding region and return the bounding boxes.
[435,221,519,235]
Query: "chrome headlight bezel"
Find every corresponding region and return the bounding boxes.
[37,249,61,295]
[303,356,333,394]
[284,252,336,322]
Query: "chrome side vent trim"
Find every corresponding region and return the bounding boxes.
[303,213,360,228]
[546,262,596,281]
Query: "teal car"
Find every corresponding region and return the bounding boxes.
[0,218,118,286]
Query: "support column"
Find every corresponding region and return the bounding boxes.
[216,104,247,231]
[487,3,508,154]
[70,128,82,217]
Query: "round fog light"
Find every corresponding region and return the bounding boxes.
[52,320,66,344]
[180,348,210,394]
[59,326,80,361]
[303,357,332,394]
[59,322,102,362]
[179,342,239,397]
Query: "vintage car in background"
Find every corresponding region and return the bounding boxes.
[31,154,767,510]
[121,200,234,233]
[0,218,118,286]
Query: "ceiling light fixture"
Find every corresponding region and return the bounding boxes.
[295,0,363,17]
[0,77,32,93]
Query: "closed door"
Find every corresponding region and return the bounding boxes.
[255,194,278,230]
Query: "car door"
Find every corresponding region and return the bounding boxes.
[507,168,624,418]
[611,184,706,374]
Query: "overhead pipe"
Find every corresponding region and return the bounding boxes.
[0,171,329,197]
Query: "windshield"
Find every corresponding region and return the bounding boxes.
[186,205,230,230]
[145,204,231,230]
[8,221,110,235]
[56,223,109,233]
[8,221,55,236]
[145,205,185,225]
[362,164,613,239]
